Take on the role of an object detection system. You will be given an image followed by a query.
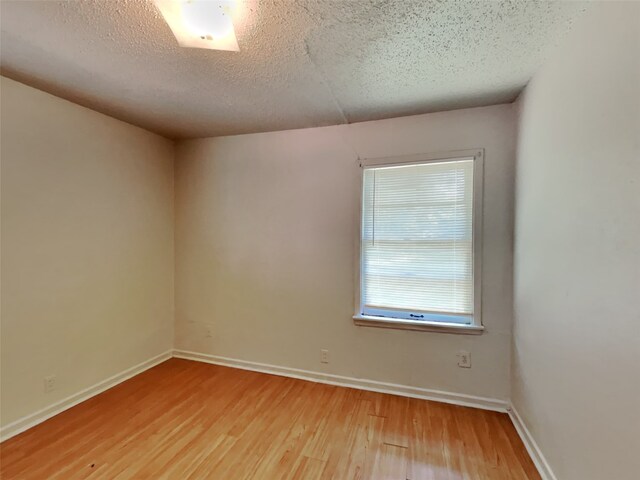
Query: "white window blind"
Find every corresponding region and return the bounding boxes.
[360,158,475,324]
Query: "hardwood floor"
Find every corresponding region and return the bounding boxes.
[0,358,539,479]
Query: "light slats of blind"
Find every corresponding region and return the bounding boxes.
[362,159,474,316]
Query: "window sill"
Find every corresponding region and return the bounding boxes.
[353,315,484,335]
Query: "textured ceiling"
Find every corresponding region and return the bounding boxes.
[0,0,586,139]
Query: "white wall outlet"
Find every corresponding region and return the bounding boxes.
[457,351,471,368]
[320,349,329,364]
[44,375,56,393]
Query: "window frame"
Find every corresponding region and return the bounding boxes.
[353,149,485,335]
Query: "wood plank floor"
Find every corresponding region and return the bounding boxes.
[0,358,540,479]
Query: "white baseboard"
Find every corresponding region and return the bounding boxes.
[172,349,508,412]
[508,404,556,480]
[0,350,172,443]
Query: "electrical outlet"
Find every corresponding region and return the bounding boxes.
[205,326,213,338]
[457,351,471,368]
[44,375,56,393]
[320,349,329,364]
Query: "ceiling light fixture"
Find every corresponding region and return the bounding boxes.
[153,0,239,52]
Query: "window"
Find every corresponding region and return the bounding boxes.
[354,150,483,334]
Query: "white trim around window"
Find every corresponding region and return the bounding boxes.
[353,149,484,334]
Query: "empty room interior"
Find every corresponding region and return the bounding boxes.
[0,1,638,479]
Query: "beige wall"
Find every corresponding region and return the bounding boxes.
[0,77,175,428]
[513,3,640,479]
[175,104,516,401]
